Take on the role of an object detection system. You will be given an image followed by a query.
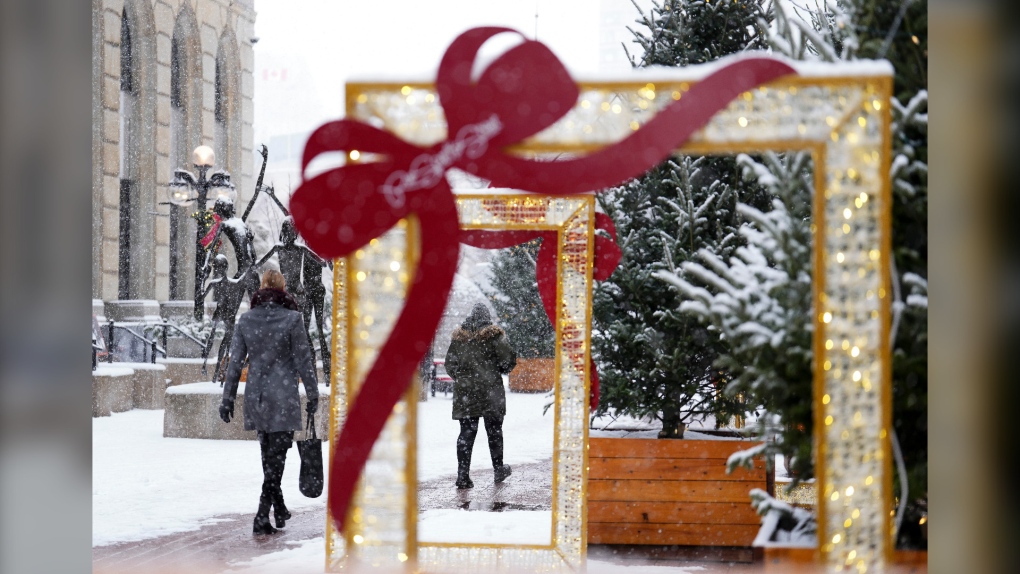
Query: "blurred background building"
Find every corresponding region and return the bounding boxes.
[91,0,256,321]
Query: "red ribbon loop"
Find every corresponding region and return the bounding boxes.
[291,27,794,533]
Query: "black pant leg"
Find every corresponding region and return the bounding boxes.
[258,431,292,518]
[456,418,479,476]
[483,416,504,468]
[257,431,273,518]
[267,431,292,508]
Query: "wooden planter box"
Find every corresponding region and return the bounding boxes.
[588,437,770,547]
[508,357,554,392]
[762,548,927,573]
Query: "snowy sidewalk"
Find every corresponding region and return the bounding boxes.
[94,398,766,572]
[92,462,556,573]
[93,507,327,574]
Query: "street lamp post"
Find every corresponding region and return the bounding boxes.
[168,145,236,321]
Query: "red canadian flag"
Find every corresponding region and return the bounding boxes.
[261,67,288,82]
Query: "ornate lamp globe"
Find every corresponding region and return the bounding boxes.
[167,179,194,206]
[192,145,215,168]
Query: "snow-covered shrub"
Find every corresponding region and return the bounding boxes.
[654,151,815,477]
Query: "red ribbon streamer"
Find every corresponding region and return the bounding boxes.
[290,26,795,533]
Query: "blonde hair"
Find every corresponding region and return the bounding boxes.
[261,269,287,290]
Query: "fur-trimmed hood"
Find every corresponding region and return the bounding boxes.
[250,288,299,311]
[451,324,504,343]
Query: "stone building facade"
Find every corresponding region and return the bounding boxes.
[91,0,256,321]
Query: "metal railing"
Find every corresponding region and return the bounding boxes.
[96,319,209,367]
[154,321,206,354]
[105,320,165,364]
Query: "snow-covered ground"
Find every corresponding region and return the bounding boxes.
[94,390,746,571]
[417,389,555,481]
[221,536,708,574]
[417,388,556,544]
[93,386,558,548]
[93,409,329,547]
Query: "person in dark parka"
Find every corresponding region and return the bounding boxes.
[220,269,319,535]
[445,303,517,489]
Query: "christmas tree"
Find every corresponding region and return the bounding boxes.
[485,239,555,359]
[592,0,771,437]
[657,152,815,475]
[657,0,927,547]
[763,0,927,546]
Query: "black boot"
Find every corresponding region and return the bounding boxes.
[273,497,291,528]
[253,513,278,535]
[455,472,474,489]
[259,431,293,528]
[494,464,512,483]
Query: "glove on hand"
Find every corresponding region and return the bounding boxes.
[305,398,318,416]
[219,400,234,423]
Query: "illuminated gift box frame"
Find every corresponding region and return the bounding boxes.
[328,62,895,573]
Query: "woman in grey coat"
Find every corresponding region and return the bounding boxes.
[220,269,319,535]
[445,304,517,489]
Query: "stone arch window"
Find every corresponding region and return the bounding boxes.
[214,28,241,177]
[214,47,226,163]
[116,0,157,301]
[168,6,202,300]
[169,34,183,299]
[118,9,135,299]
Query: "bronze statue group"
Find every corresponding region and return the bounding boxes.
[199,145,332,385]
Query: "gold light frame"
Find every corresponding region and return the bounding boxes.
[331,62,896,573]
[327,195,596,572]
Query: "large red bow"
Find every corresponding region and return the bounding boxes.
[291,27,794,532]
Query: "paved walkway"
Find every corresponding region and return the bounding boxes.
[93,461,553,573]
[93,506,327,573]
[94,460,761,573]
[419,459,553,512]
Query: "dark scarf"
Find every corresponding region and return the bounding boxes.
[250,288,299,311]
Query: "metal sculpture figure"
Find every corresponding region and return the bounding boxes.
[200,254,249,382]
[257,217,332,383]
[197,145,270,383]
[203,197,260,298]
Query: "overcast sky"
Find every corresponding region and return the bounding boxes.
[250,1,634,143]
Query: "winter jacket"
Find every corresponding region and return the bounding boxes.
[222,289,318,432]
[446,324,517,420]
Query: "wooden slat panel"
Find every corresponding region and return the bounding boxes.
[589,457,766,481]
[894,550,928,565]
[588,501,761,525]
[589,438,762,459]
[589,479,764,503]
[588,523,760,546]
[763,549,928,574]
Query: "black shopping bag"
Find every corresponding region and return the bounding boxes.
[297,413,323,498]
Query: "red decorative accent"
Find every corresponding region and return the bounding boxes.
[290,26,795,533]
[199,213,222,249]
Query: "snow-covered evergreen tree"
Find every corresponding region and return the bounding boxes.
[653,0,927,547]
[595,157,753,434]
[654,152,815,476]
[485,239,555,359]
[592,0,771,437]
[764,0,927,546]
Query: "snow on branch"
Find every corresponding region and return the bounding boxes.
[727,441,768,472]
[790,14,840,62]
